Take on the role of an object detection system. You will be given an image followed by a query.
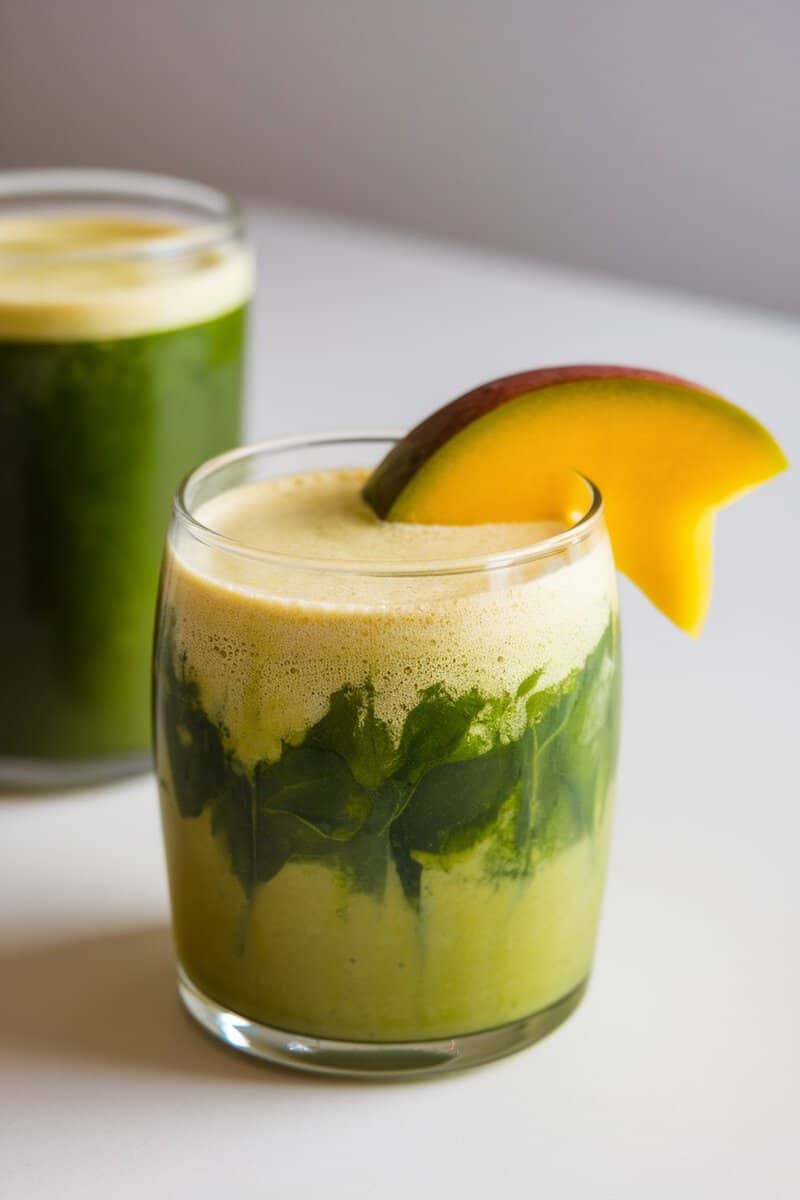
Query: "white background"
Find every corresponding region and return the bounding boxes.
[2,0,800,315]
[1,206,798,1198]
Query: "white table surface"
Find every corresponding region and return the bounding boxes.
[2,206,798,1199]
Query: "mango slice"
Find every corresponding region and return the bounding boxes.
[364,366,788,634]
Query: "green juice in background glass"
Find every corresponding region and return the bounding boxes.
[0,170,253,786]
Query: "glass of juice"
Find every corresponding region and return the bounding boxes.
[0,169,253,786]
[154,434,621,1077]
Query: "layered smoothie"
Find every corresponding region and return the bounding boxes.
[0,204,252,774]
[155,462,620,1044]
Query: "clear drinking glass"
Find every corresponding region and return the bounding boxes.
[0,169,253,787]
[154,434,621,1078]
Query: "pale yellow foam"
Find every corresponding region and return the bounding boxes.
[198,467,567,568]
[167,469,616,761]
[0,214,253,339]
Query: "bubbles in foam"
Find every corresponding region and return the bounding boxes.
[0,214,254,340]
[167,469,617,762]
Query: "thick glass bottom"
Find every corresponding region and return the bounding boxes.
[177,966,588,1079]
[0,751,151,791]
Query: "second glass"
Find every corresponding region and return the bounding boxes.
[154,435,621,1077]
[0,169,253,785]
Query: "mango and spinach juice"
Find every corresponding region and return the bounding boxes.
[155,460,620,1044]
[0,208,252,776]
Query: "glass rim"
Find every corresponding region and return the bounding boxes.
[174,432,605,579]
[0,167,244,264]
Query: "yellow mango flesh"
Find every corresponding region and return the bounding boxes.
[388,378,787,635]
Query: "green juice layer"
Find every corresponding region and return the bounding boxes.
[0,307,246,760]
[156,609,620,1041]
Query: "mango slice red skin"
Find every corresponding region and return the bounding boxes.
[364,365,787,635]
[364,366,695,519]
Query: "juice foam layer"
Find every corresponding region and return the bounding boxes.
[0,214,253,339]
[170,468,616,760]
[197,467,567,566]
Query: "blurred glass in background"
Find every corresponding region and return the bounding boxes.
[0,169,254,786]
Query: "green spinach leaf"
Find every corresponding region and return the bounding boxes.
[395,683,485,780]
[390,740,522,902]
[157,610,620,908]
[305,681,394,789]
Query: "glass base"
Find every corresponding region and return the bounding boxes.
[0,751,151,791]
[177,966,588,1079]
